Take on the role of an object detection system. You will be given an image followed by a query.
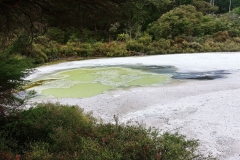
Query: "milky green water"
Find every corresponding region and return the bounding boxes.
[30,67,171,98]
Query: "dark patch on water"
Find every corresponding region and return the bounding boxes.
[172,70,230,80]
[126,65,176,74]
[85,65,231,80]
[106,65,177,74]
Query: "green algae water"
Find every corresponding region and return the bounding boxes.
[30,66,172,98]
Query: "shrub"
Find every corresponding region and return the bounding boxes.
[147,38,171,54]
[0,103,210,159]
[92,42,107,56]
[196,16,214,36]
[137,34,152,45]
[160,133,199,160]
[32,37,61,61]
[59,45,75,57]
[214,31,230,42]
[77,43,94,57]
[233,37,240,43]
[30,44,48,63]
[232,7,240,15]
[1,103,94,153]
[189,42,202,51]
[201,40,222,52]
[105,41,129,57]
[192,0,218,14]
[220,39,240,51]
[126,40,146,53]
[93,41,125,57]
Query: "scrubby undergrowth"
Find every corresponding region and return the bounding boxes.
[0,103,213,160]
[29,31,240,64]
[3,5,240,64]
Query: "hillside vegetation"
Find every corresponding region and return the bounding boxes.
[1,0,240,63]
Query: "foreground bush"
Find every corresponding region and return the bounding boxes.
[0,103,211,159]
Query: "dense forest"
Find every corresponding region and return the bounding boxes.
[1,0,240,62]
[0,0,240,159]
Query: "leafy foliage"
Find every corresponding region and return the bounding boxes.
[148,5,204,39]
[0,103,209,159]
[232,6,240,15]
[192,0,219,14]
[0,54,33,120]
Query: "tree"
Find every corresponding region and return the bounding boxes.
[0,53,33,122]
[104,0,171,40]
[213,0,240,13]
[0,0,129,42]
[172,0,193,5]
[148,5,203,39]
[192,0,218,14]
[147,4,228,40]
[229,0,232,12]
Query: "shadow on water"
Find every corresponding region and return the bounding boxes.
[172,70,231,80]
[106,65,230,80]
[104,65,177,74]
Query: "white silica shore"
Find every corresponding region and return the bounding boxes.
[27,53,240,160]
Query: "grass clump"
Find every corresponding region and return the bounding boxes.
[0,103,211,159]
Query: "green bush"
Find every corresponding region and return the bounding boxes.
[32,37,61,61]
[148,5,203,39]
[65,42,94,57]
[137,34,152,45]
[0,103,209,159]
[192,0,218,14]
[197,15,217,36]
[147,38,171,54]
[77,43,94,57]
[92,41,129,57]
[30,44,48,63]
[59,45,75,57]
[104,41,129,57]
[232,7,240,15]
[2,103,94,147]
[147,5,240,41]
[126,40,145,52]
[92,42,107,56]
[220,39,240,51]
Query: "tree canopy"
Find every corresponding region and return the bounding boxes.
[0,0,129,38]
[1,0,240,42]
